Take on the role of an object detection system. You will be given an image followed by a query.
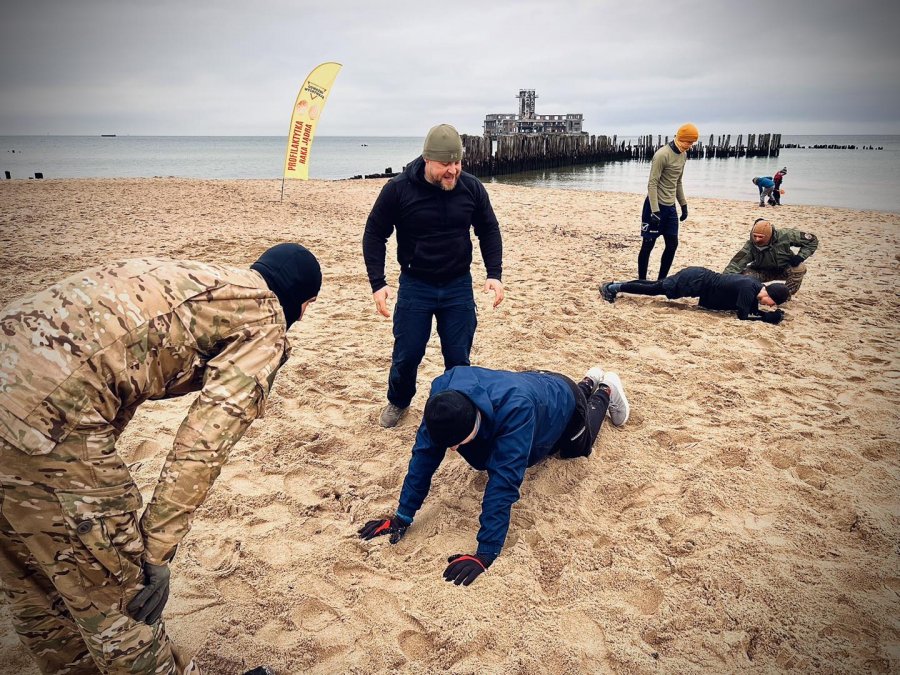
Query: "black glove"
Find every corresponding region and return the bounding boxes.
[762,309,785,325]
[679,204,688,221]
[649,212,661,231]
[443,553,494,586]
[788,254,803,266]
[357,515,409,544]
[126,561,171,625]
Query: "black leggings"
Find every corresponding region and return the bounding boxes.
[637,235,679,280]
[620,279,666,295]
[554,377,610,459]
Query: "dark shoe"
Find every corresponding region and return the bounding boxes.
[600,282,618,304]
[244,668,275,675]
[379,403,407,428]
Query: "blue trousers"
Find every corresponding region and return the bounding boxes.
[388,273,477,408]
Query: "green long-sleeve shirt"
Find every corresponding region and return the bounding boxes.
[647,142,687,212]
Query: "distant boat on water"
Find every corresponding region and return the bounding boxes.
[101,134,116,137]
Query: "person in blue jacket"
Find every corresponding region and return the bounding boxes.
[358,364,630,586]
[752,176,776,207]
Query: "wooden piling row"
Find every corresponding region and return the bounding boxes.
[459,132,782,178]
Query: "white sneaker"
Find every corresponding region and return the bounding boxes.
[601,372,629,426]
[584,367,604,390]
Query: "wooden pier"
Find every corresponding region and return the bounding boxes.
[348,131,783,181]
[459,132,782,178]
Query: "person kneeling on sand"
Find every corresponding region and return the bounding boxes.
[723,218,818,297]
[601,266,790,324]
[358,364,629,586]
[0,244,320,675]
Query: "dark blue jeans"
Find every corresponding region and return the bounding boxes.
[388,272,477,408]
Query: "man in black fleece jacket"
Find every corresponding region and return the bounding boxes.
[362,124,504,428]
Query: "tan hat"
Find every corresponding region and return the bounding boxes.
[751,218,774,245]
[423,124,463,162]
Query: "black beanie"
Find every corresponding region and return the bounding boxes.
[251,243,322,328]
[424,391,477,448]
[766,282,790,305]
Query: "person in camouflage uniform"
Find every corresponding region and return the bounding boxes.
[0,243,321,674]
[723,218,819,296]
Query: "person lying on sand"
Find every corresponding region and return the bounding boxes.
[600,266,790,324]
[0,244,319,675]
[358,364,629,586]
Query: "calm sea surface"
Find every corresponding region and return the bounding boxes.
[2,135,898,213]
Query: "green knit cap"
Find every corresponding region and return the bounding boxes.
[423,124,463,162]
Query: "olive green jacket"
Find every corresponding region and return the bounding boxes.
[724,227,819,274]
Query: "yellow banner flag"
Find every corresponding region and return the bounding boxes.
[283,62,342,181]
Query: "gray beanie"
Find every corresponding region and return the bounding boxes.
[423,124,463,162]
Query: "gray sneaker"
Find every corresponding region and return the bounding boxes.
[379,403,407,428]
[601,372,629,426]
[579,366,605,396]
[600,282,618,304]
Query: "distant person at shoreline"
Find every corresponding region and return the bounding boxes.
[358,364,630,586]
[723,218,818,296]
[771,167,787,205]
[0,245,320,674]
[752,175,776,207]
[601,266,790,324]
[362,123,504,429]
[637,123,699,280]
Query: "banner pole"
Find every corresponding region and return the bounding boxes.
[280,177,285,203]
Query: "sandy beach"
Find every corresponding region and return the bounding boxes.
[0,178,897,674]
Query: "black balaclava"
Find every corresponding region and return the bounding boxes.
[251,243,321,328]
[424,390,478,448]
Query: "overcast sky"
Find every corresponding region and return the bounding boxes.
[1,0,898,137]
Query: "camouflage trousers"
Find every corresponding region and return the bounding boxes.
[0,427,198,674]
[741,263,807,296]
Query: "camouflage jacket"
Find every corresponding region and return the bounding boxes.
[0,259,290,564]
[723,227,819,274]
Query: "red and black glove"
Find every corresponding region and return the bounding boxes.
[443,553,495,586]
[357,515,409,544]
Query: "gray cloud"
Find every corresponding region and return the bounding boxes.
[1,0,898,135]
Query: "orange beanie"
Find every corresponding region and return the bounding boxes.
[675,123,699,143]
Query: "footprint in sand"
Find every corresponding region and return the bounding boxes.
[283,469,327,507]
[196,537,242,575]
[795,464,827,490]
[290,597,342,632]
[127,439,164,463]
[398,629,434,661]
[219,460,281,497]
[624,582,665,616]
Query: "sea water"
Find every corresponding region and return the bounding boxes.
[2,135,897,213]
